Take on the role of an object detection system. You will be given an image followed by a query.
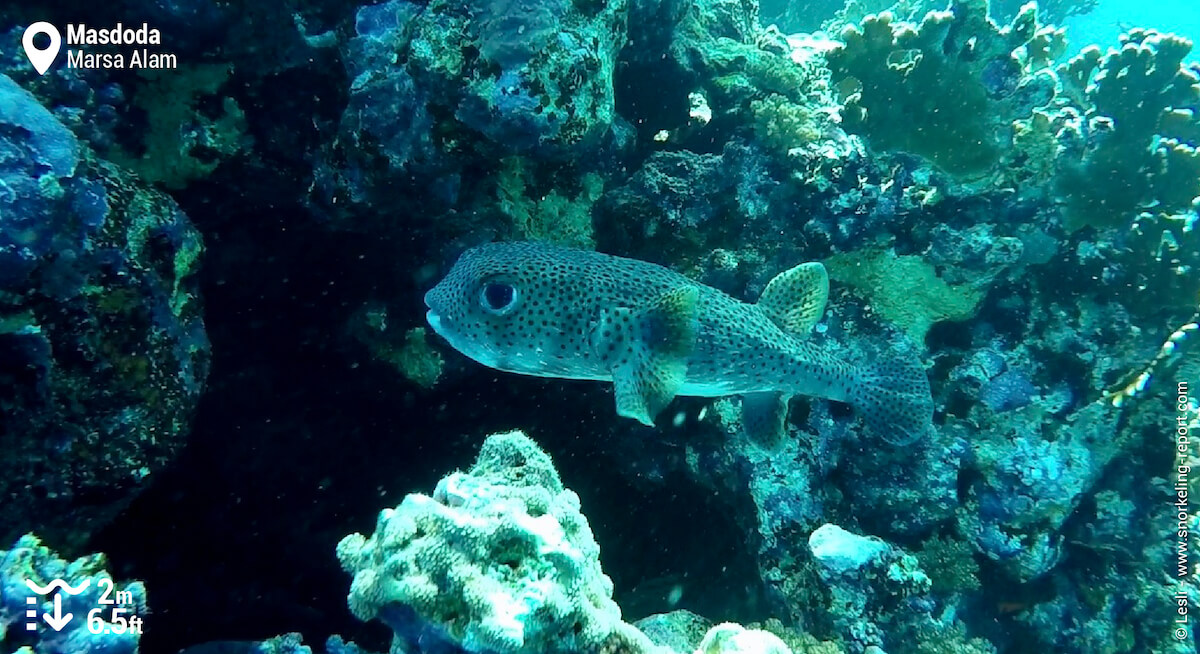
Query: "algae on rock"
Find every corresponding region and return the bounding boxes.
[825,248,985,342]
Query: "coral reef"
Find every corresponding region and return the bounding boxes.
[827,0,1064,176]
[337,431,817,654]
[1053,29,1200,231]
[348,303,446,389]
[0,74,209,549]
[0,534,146,654]
[496,156,604,247]
[110,64,249,189]
[178,632,376,654]
[337,430,661,654]
[1,0,1197,652]
[694,622,791,654]
[311,0,631,225]
[823,248,986,342]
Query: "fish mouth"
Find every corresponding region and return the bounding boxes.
[425,309,444,336]
[426,308,462,347]
[424,287,446,336]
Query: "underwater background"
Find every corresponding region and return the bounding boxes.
[1,0,1199,652]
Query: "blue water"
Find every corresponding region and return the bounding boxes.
[1066,0,1200,62]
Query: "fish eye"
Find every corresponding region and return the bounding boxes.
[480,281,518,315]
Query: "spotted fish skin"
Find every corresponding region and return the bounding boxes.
[424,241,933,444]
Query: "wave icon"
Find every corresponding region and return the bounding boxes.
[25,579,91,595]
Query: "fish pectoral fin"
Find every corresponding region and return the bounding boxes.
[603,286,700,426]
[741,392,791,448]
[639,286,701,356]
[757,262,828,335]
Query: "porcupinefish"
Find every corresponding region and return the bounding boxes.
[424,241,933,445]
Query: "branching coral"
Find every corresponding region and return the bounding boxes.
[632,0,842,159]
[827,0,1064,176]
[749,93,823,155]
[1054,30,1200,231]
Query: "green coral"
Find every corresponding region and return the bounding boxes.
[907,621,996,654]
[706,37,815,106]
[914,534,981,594]
[667,0,840,147]
[750,93,823,154]
[1007,107,1077,192]
[1055,30,1200,231]
[827,0,1063,175]
[113,64,248,189]
[348,304,445,388]
[409,7,470,81]
[497,156,603,248]
[395,327,445,388]
[824,248,985,342]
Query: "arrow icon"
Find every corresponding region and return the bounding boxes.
[43,594,72,631]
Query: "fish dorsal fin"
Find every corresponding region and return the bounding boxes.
[757,262,828,335]
[594,286,700,426]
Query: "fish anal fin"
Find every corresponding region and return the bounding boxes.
[758,262,829,335]
[742,392,791,448]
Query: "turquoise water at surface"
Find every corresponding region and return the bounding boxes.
[1066,0,1200,62]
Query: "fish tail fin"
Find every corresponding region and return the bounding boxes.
[851,349,934,445]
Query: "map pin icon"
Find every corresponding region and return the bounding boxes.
[22,22,61,76]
